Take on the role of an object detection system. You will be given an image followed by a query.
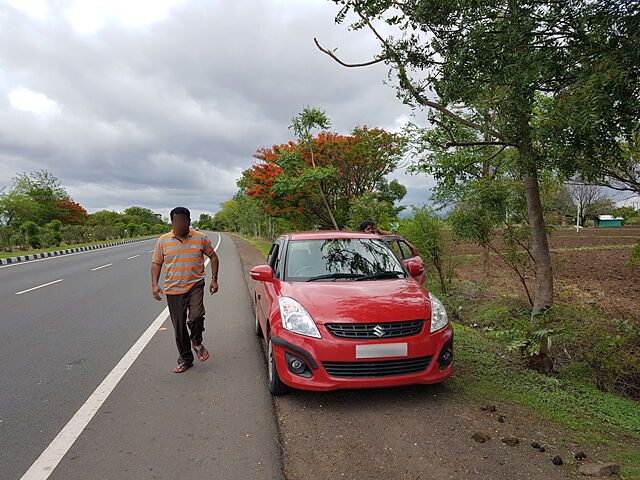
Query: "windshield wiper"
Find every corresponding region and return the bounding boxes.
[306,273,365,282]
[355,271,405,281]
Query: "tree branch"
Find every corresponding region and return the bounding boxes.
[357,12,510,142]
[445,140,515,148]
[314,38,387,68]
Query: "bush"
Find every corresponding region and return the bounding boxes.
[0,226,13,252]
[20,221,41,248]
[627,240,640,267]
[126,223,139,237]
[41,220,63,247]
[45,220,62,232]
[40,230,61,248]
[152,224,168,235]
[399,207,454,293]
[61,225,90,245]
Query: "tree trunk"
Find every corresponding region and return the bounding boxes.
[523,174,554,373]
[309,147,339,230]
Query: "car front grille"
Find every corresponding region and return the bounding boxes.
[325,320,424,340]
[322,356,433,378]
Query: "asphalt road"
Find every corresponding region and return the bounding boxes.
[0,232,283,480]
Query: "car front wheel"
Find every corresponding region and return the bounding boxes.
[267,338,290,396]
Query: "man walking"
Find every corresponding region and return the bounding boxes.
[151,207,219,373]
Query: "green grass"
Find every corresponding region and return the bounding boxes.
[451,322,640,478]
[228,233,271,257]
[0,235,158,259]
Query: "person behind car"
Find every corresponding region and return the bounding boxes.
[359,220,392,235]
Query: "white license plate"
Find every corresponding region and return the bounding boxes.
[356,343,408,359]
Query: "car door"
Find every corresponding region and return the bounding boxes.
[258,239,283,334]
[384,236,426,285]
[398,238,426,284]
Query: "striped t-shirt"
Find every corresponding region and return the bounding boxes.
[152,229,214,295]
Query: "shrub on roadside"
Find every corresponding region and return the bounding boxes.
[626,240,640,267]
[457,297,640,400]
[399,207,455,293]
[20,221,41,249]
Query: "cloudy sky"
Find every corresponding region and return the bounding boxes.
[0,0,438,220]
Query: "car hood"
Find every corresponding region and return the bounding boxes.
[278,278,431,324]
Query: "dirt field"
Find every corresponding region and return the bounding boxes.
[448,227,640,320]
[446,227,640,256]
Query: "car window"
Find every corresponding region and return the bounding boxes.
[398,241,415,260]
[388,240,404,259]
[267,243,279,267]
[285,238,407,281]
[272,243,283,279]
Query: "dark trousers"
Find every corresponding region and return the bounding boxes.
[166,280,206,364]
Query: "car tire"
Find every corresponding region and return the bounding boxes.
[254,299,263,338]
[267,337,290,396]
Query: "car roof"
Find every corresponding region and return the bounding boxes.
[280,230,382,241]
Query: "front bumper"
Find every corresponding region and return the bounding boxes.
[271,323,454,391]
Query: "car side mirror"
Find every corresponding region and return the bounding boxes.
[250,264,275,283]
[405,260,424,278]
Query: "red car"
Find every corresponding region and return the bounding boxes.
[250,231,454,395]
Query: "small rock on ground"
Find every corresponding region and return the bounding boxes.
[578,462,621,477]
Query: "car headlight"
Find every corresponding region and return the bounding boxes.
[278,297,321,338]
[429,292,448,333]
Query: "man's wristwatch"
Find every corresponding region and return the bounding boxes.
[212,276,218,281]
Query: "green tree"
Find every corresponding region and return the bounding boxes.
[346,193,393,231]
[0,191,38,227]
[194,213,213,230]
[11,170,70,225]
[614,206,640,223]
[122,206,163,225]
[540,178,575,226]
[398,207,452,293]
[211,200,241,232]
[242,118,406,230]
[567,182,615,226]
[603,134,640,195]
[87,210,125,227]
[289,107,339,229]
[376,179,407,217]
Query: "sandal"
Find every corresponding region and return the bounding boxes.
[173,362,193,373]
[194,346,209,362]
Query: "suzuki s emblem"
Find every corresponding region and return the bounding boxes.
[373,325,386,337]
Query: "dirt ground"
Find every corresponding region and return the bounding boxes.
[453,244,640,321]
[446,227,640,256]
[229,234,616,480]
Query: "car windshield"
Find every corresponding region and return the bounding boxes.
[285,238,407,282]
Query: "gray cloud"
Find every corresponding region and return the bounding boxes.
[0,0,434,218]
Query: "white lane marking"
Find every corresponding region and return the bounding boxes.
[19,233,222,480]
[0,239,156,270]
[91,263,112,271]
[147,250,153,253]
[14,279,64,295]
[126,255,140,260]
